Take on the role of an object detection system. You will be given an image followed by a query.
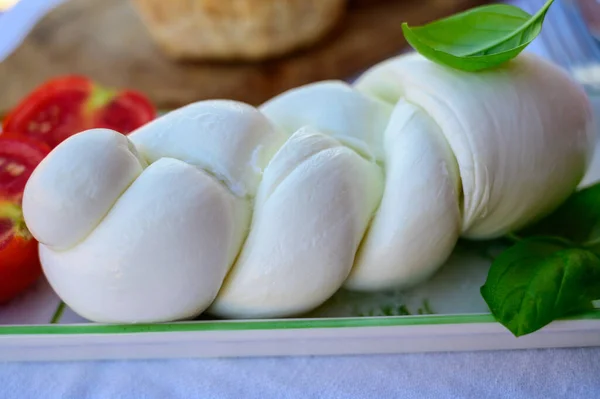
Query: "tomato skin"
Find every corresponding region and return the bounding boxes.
[3,75,156,148]
[0,232,41,304]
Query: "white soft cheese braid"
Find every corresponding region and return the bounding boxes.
[22,52,594,323]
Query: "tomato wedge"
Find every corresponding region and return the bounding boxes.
[0,200,41,304]
[3,75,156,148]
[0,133,49,303]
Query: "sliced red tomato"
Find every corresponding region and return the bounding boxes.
[94,90,156,133]
[3,75,156,148]
[0,200,41,304]
[0,133,49,304]
[0,132,50,201]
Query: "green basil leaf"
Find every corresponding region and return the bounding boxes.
[480,237,600,337]
[401,0,554,72]
[517,183,600,252]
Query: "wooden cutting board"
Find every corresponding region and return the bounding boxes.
[0,0,484,113]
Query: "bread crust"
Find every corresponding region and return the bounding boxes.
[130,0,347,61]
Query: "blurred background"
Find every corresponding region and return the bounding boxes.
[1,0,599,113]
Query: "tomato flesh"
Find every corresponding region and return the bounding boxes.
[0,217,13,250]
[0,133,50,201]
[24,89,89,147]
[0,229,41,305]
[95,90,156,133]
[0,201,41,304]
[3,76,92,148]
[3,75,156,148]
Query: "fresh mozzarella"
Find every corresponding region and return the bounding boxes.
[129,100,286,197]
[209,127,384,318]
[40,158,250,323]
[21,51,597,324]
[355,52,595,238]
[22,129,146,250]
[260,81,393,162]
[344,99,461,291]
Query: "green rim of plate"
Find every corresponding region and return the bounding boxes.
[1,310,599,336]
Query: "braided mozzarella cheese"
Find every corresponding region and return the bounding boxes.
[355,52,594,238]
[259,81,393,162]
[22,52,594,323]
[344,99,462,291]
[345,52,595,291]
[209,127,383,318]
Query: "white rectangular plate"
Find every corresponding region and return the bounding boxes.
[1,238,599,362]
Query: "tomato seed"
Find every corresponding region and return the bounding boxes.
[5,163,25,177]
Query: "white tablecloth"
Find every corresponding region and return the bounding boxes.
[2,348,600,399]
[1,1,599,398]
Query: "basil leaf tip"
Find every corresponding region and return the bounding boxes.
[402,0,554,72]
